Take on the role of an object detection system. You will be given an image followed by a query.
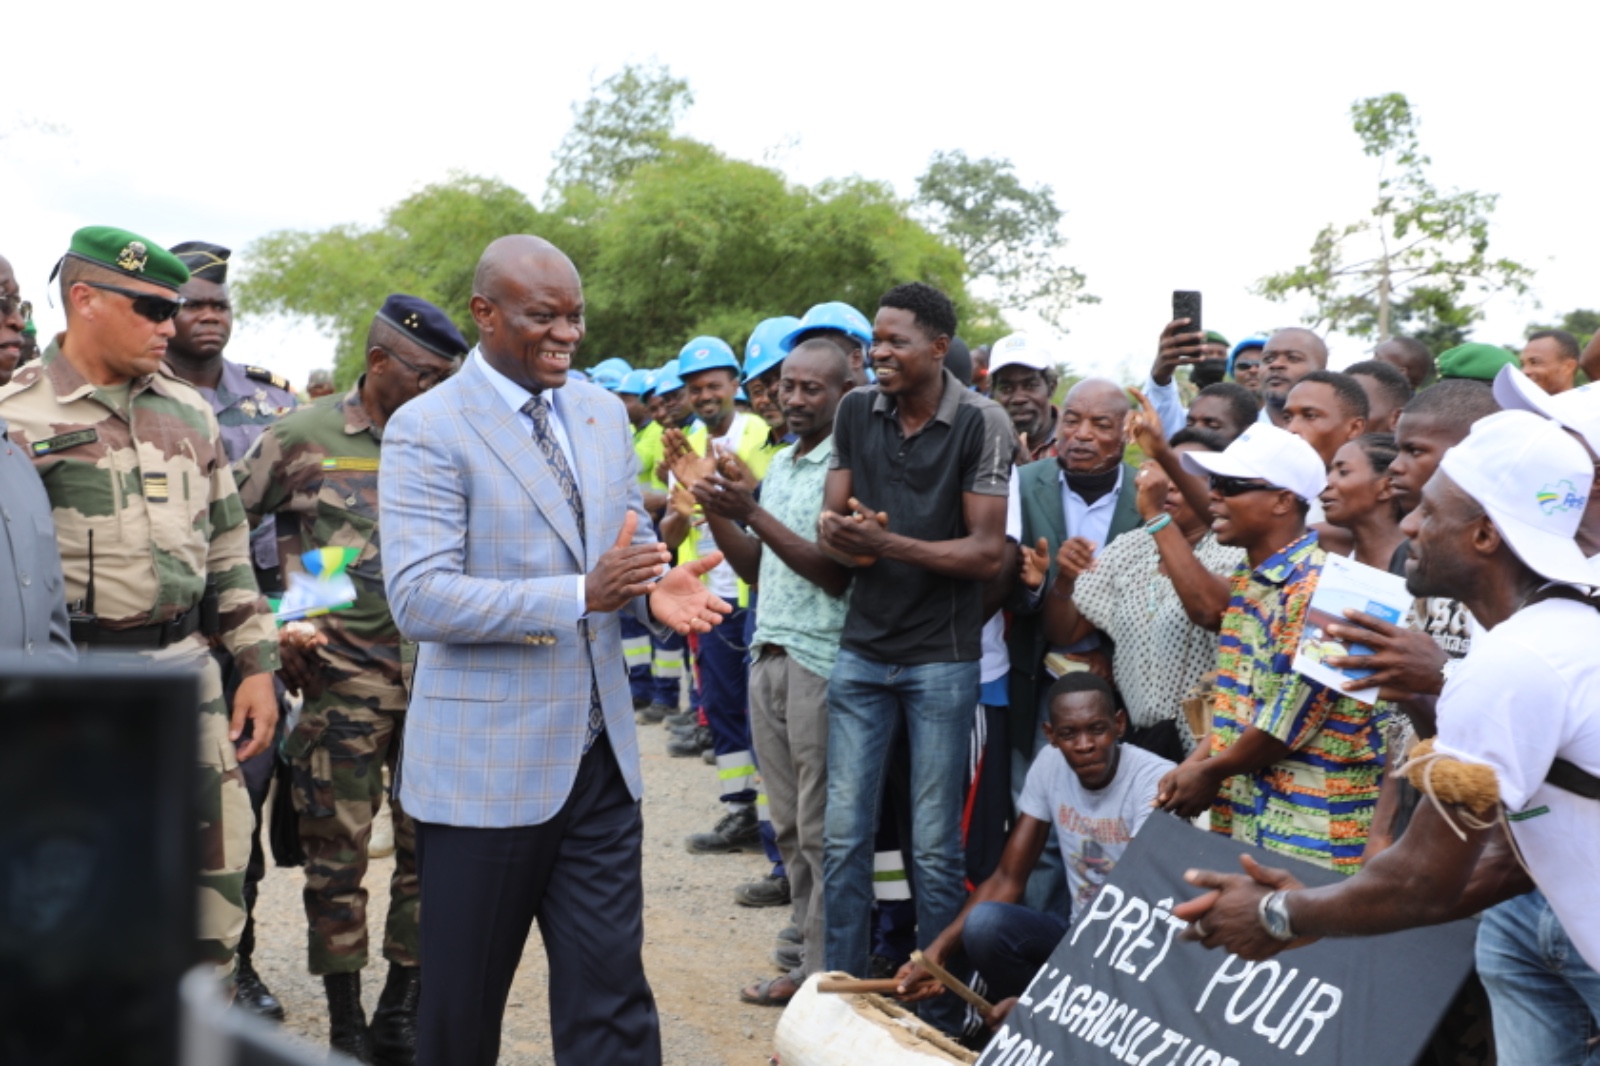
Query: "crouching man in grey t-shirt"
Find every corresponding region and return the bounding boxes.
[895,672,1173,1011]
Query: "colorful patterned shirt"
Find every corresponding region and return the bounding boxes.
[1207,531,1385,874]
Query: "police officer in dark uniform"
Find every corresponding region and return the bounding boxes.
[163,241,299,1019]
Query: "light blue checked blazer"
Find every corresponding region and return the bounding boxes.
[381,356,660,827]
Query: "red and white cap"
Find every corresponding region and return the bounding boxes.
[1440,409,1594,588]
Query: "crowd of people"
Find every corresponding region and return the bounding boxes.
[0,225,1597,1066]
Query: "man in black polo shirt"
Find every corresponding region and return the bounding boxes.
[818,282,1013,1033]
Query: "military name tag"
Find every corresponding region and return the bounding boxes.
[321,457,380,472]
[30,428,99,456]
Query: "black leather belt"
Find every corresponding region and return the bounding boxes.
[71,605,202,649]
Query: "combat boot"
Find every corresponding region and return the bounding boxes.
[234,953,286,1021]
[369,963,421,1066]
[323,972,374,1063]
[232,908,286,1021]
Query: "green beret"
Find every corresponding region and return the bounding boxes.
[60,225,190,291]
[1204,330,1231,348]
[1437,342,1518,383]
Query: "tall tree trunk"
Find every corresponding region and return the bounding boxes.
[1378,264,1392,341]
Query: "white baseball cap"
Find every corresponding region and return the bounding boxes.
[1179,422,1327,503]
[1439,409,1594,588]
[989,332,1055,375]
[1492,364,1600,456]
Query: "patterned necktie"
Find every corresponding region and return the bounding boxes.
[522,394,604,753]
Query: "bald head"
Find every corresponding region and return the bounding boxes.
[1065,377,1127,412]
[473,235,577,303]
[469,235,585,393]
[1059,377,1129,475]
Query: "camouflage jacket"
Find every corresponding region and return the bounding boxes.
[185,358,298,575]
[235,380,407,686]
[0,339,279,675]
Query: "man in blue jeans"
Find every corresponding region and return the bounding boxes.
[895,673,1171,1009]
[817,281,1013,1034]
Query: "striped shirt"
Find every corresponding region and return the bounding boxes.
[1207,531,1386,874]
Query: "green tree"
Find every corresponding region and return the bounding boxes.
[239,64,984,378]
[237,174,542,385]
[1257,93,1533,342]
[915,150,1095,334]
[548,62,693,198]
[565,140,970,358]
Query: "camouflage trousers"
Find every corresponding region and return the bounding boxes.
[285,678,418,975]
[121,640,252,974]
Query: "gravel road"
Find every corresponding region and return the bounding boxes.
[252,717,793,1064]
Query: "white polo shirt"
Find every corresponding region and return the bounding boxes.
[1434,595,1600,967]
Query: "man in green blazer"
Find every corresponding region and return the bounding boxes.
[1006,378,1141,911]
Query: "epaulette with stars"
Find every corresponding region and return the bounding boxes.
[244,366,292,392]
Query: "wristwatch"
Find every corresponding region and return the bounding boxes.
[1258,890,1296,942]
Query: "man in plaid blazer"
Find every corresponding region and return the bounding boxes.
[381,235,730,1066]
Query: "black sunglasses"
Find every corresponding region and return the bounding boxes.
[84,282,185,323]
[1233,359,1259,370]
[377,345,455,391]
[1209,474,1282,497]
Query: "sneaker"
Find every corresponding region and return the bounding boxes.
[734,874,791,908]
[686,804,759,853]
[773,941,803,972]
[667,718,700,738]
[702,747,716,765]
[632,695,653,712]
[775,923,801,946]
[667,726,713,758]
[636,701,675,725]
[665,709,699,729]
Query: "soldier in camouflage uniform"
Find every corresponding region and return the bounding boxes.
[237,294,465,1066]
[0,225,279,978]
[162,240,298,1020]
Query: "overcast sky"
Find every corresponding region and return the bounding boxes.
[5,0,1594,388]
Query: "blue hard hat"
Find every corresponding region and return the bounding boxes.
[736,386,749,403]
[653,359,685,395]
[743,315,802,384]
[617,369,653,396]
[589,357,633,390]
[780,301,873,353]
[676,336,740,378]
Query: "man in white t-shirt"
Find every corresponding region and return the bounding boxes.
[895,672,1173,1007]
[1175,409,1600,1066]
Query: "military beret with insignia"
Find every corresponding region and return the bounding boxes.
[1437,342,1518,383]
[170,241,231,284]
[54,225,190,291]
[375,294,469,360]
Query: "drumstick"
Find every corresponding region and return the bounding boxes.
[910,949,994,1014]
[817,977,904,995]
